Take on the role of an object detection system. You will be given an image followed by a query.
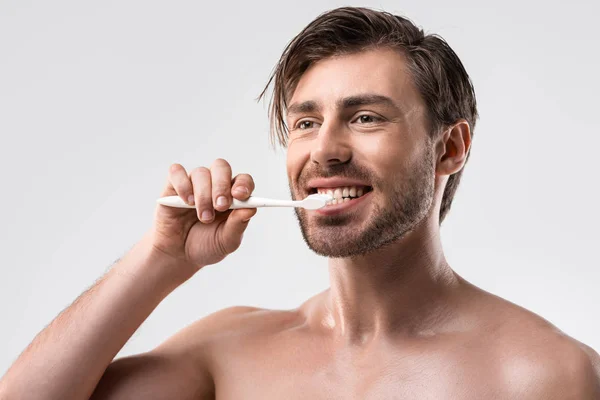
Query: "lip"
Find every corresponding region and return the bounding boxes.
[315,190,373,216]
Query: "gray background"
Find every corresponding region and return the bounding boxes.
[1,0,599,375]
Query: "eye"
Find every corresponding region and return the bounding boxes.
[354,114,381,124]
[296,120,316,130]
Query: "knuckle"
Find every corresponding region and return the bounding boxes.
[169,163,184,174]
[173,182,192,196]
[194,192,212,205]
[244,176,256,189]
[211,158,231,169]
[235,173,248,181]
[212,182,231,195]
[234,174,254,189]
[172,176,192,193]
[190,166,210,178]
[242,173,255,182]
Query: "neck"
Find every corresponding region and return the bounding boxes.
[324,213,460,344]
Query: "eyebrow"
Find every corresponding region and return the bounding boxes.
[338,94,398,110]
[287,93,401,116]
[287,100,319,116]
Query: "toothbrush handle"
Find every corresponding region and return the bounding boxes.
[156,195,296,209]
[230,197,294,209]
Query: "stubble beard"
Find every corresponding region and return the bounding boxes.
[292,146,436,258]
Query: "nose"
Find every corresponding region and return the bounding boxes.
[310,121,352,166]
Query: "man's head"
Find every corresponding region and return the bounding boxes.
[259,7,477,257]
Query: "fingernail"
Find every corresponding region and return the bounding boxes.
[187,195,195,205]
[216,196,228,207]
[201,210,213,221]
[233,186,249,196]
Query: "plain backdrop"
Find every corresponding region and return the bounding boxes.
[1,0,599,375]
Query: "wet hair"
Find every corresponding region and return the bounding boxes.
[259,6,478,223]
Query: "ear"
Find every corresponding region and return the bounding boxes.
[435,119,471,176]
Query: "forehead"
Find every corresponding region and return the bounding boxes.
[289,48,421,108]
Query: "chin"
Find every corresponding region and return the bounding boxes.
[299,219,400,258]
[304,229,365,258]
[296,201,426,258]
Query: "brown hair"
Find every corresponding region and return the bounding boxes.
[258,6,478,223]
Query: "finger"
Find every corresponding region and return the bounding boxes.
[218,208,258,254]
[210,158,233,212]
[231,173,255,200]
[164,163,194,205]
[189,167,214,223]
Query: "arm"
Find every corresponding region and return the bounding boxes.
[88,306,260,400]
[89,321,215,400]
[518,340,600,400]
[561,343,600,399]
[0,160,257,400]
[0,232,206,400]
[538,352,600,400]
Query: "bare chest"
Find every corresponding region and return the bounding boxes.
[211,338,503,400]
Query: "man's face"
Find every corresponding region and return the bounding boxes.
[286,48,436,258]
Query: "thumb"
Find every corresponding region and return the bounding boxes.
[218,208,258,254]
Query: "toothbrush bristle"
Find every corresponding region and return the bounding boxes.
[303,193,333,209]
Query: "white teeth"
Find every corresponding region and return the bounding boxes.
[313,185,369,206]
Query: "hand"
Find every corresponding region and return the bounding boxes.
[149,159,257,278]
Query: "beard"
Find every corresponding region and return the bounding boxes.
[291,145,435,258]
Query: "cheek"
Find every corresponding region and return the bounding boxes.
[354,135,409,173]
[286,144,309,183]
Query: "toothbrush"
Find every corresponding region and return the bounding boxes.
[156,193,333,210]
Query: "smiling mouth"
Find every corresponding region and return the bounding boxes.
[308,185,373,206]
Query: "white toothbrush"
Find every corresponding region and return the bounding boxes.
[156,193,333,210]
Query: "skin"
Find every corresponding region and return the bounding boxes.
[1,48,599,400]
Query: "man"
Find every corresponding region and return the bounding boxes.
[1,6,598,400]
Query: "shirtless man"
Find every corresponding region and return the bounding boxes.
[1,6,598,400]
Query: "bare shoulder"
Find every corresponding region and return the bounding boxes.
[468,288,600,399]
[92,306,295,399]
[157,304,302,354]
[499,329,600,399]
[159,302,311,368]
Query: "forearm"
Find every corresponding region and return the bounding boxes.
[0,232,186,400]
